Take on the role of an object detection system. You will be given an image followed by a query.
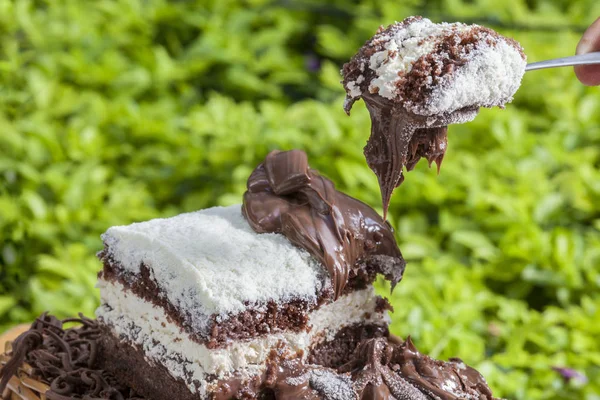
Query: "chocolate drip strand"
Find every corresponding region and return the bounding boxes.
[407,127,448,174]
[0,313,144,400]
[363,101,412,220]
[242,149,406,299]
[362,94,456,219]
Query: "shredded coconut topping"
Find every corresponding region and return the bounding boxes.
[367,19,471,99]
[342,16,526,116]
[101,205,328,336]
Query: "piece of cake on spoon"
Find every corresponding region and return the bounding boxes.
[342,16,526,216]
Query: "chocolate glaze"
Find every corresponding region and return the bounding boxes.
[394,337,494,400]
[340,337,496,400]
[242,149,406,299]
[340,338,428,400]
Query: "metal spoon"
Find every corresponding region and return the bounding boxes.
[526,51,600,71]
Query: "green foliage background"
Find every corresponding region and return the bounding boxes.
[0,0,599,398]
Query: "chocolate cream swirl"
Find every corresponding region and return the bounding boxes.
[340,337,496,400]
[242,149,406,299]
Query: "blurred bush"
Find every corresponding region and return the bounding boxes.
[0,0,599,398]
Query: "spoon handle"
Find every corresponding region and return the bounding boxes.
[526,51,600,71]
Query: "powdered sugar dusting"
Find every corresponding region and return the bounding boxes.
[381,370,430,400]
[346,81,362,98]
[101,205,328,336]
[440,377,458,393]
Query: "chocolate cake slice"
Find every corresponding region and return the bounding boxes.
[95,150,406,399]
[342,16,526,116]
[0,150,500,399]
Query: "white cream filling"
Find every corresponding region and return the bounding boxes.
[95,280,389,395]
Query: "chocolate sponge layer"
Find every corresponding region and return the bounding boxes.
[99,249,383,349]
[97,325,202,400]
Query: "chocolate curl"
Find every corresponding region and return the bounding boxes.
[0,329,43,393]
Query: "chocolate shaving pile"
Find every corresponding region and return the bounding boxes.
[0,313,143,400]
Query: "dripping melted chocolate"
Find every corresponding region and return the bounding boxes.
[357,93,478,219]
